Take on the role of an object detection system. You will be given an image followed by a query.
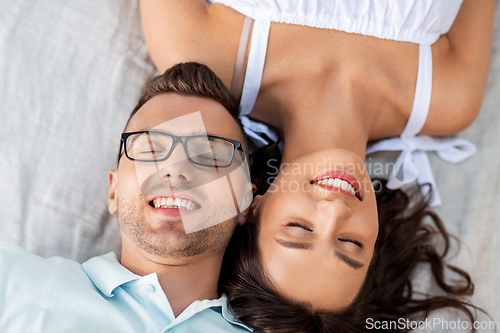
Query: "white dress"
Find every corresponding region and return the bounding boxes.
[210,0,476,206]
[211,0,463,45]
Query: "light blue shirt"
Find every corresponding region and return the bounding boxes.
[0,246,252,333]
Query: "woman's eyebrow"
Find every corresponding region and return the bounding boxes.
[275,238,364,269]
[335,252,364,269]
[276,239,312,250]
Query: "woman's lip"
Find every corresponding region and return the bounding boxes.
[311,171,361,198]
[314,184,358,200]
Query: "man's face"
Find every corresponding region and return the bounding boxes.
[108,93,251,264]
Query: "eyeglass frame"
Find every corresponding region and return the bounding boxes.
[118,130,244,168]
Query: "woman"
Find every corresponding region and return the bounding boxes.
[218,150,479,332]
[138,0,494,331]
[138,0,494,205]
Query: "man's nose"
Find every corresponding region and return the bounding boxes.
[157,143,195,182]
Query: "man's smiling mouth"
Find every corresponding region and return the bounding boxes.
[149,196,200,210]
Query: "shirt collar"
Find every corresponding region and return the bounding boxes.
[172,294,253,332]
[82,253,253,331]
[81,252,140,297]
[218,294,254,332]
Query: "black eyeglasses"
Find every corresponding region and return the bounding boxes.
[119,131,243,168]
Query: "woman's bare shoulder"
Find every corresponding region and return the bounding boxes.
[422,0,496,136]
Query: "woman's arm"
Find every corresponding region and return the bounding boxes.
[137,0,245,88]
[426,0,496,135]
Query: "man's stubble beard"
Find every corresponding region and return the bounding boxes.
[116,195,237,259]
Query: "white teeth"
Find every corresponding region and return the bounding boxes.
[341,180,348,191]
[316,177,357,197]
[152,197,197,210]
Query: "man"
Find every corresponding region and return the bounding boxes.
[0,62,253,333]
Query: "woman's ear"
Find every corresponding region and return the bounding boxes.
[252,194,263,208]
[108,170,118,215]
[237,193,262,226]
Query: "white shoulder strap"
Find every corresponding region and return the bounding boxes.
[235,18,277,153]
[239,19,270,116]
[367,44,476,207]
[230,16,254,99]
[402,44,433,137]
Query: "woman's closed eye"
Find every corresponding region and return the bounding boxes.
[338,238,364,248]
[285,222,313,232]
[285,222,364,250]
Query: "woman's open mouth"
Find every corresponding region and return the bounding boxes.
[310,172,361,200]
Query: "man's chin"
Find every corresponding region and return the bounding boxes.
[145,206,208,234]
[118,205,237,261]
[146,217,187,234]
[135,232,205,259]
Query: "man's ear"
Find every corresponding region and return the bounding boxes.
[237,208,248,226]
[108,170,118,215]
[237,193,262,226]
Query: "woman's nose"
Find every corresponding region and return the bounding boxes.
[316,198,353,235]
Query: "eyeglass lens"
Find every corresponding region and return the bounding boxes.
[126,132,235,166]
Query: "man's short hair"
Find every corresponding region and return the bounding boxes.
[118,62,244,164]
[126,62,240,130]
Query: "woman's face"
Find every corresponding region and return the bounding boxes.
[256,148,378,311]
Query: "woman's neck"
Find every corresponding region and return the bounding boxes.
[247,25,418,163]
[281,119,368,164]
[278,73,377,164]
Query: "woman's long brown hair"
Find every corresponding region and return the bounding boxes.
[219,179,482,333]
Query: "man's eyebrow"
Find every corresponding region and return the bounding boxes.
[275,238,364,269]
[134,129,211,136]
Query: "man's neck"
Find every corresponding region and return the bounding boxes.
[120,239,223,317]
